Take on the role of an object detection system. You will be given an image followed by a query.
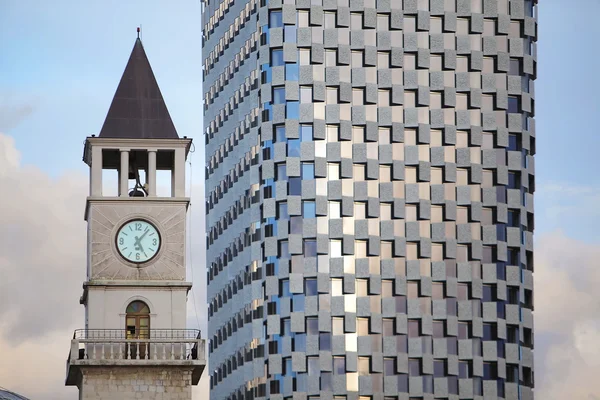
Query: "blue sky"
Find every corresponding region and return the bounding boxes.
[0,0,204,176]
[1,1,600,399]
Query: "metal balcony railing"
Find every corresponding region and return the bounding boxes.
[73,329,201,340]
[68,329,204,362]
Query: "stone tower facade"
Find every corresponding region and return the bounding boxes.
[65,36,205,399]
[203,1,536,400]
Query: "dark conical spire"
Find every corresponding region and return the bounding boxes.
[98,37,178,139]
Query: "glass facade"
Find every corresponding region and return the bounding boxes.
[203,1,537,400]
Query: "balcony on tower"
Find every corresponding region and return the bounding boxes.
[65,329,205,386]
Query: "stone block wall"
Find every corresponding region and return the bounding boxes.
[80,367,193,400]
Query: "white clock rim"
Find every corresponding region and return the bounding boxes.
[111,214,165,269]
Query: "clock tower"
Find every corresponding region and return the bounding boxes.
[65,35,205,399]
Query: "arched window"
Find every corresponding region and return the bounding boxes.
[125,300,150,359]
[126,301,150,339]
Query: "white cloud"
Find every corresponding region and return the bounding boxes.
[0,132,86,398]
[0,133,87,344]
[573,320,600,368]
[0,134,21,175]
[535,231,600,399]
[0,104,35,132]
[0,329,79,400]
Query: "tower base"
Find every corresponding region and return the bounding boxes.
[77,367,194,400]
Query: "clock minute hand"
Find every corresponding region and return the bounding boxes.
[138,229,150,242]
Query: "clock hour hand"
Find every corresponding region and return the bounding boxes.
[133,229,150,251]
[133,237,145,253]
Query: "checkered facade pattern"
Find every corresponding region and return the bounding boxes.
[203,1,536,400]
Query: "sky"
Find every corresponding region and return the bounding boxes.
[0,0,599,399]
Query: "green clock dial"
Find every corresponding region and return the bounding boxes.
[115,219,161,264]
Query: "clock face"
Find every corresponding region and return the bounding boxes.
[115,219,161,264]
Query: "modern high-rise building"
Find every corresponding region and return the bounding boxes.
[203,1,536,400]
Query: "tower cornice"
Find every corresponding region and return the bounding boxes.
[83,137,192,165]
[84,196,190,221]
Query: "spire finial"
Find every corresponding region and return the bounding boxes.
[137,27,140,39]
